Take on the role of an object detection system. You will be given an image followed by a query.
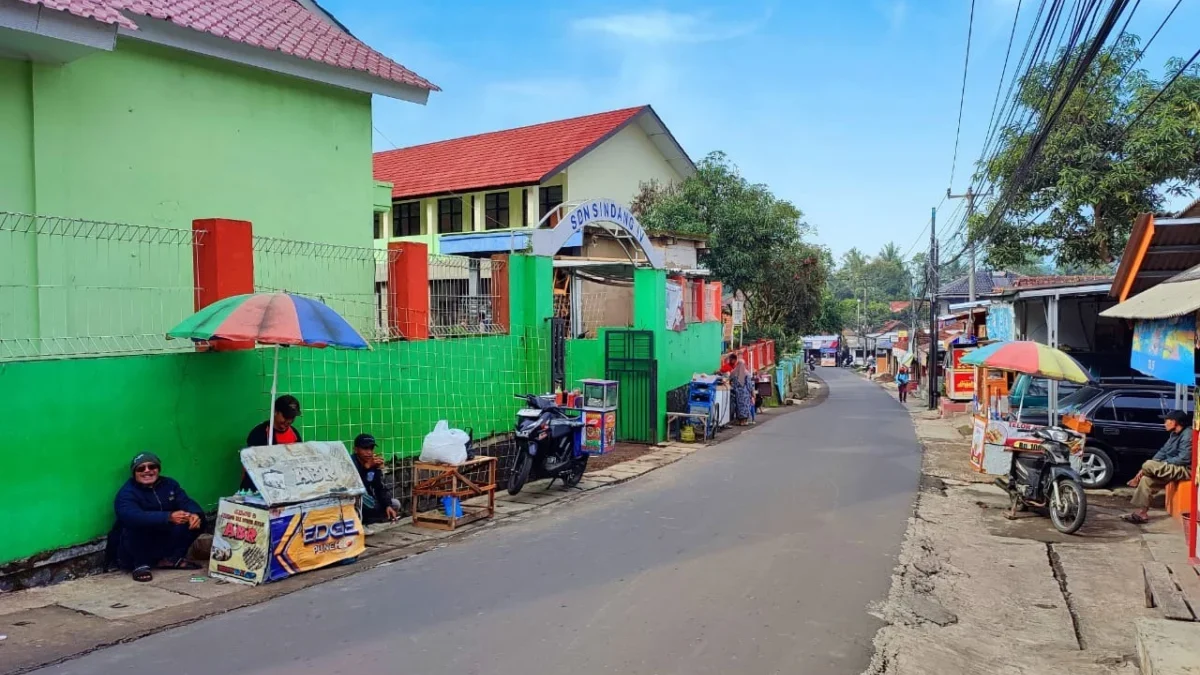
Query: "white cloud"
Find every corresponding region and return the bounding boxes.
[571,9,766,45]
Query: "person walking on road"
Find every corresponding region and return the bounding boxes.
[896,367,910,403]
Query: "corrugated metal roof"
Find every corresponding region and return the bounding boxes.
[1100,263,1200,319]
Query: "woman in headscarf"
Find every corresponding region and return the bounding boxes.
[729,356,754,425]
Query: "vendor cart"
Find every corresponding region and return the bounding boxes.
[209,441,367,586]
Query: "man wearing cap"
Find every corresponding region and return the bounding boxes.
[352,434,400,525]
[241,395,303,490]
[1124,410,1193,524]
[110,452,205,582]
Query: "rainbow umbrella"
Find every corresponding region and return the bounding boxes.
[168,292,369,443]
[959,341,1091,383]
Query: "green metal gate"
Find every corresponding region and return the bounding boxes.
[605,330,658,443]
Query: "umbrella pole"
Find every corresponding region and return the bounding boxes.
[1017,383,1026,423]
[268,344,279,445]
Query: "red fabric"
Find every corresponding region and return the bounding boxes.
[18,0,437,91]
[274,426,298,444]
[217,293,304,344]
[373,107,646,200]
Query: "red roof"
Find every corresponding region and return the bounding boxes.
[19,0,437,92]
[374,106,648,200]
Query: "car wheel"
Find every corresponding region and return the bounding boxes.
[1078,445,1114,489]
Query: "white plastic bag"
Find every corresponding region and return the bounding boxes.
[419,420,469,465]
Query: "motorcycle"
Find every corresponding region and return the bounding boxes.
[509,394,589,495]
[999,426,1088,534]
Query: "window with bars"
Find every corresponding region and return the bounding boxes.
[484,192,509,230]
[393,201,421,237]
[373,212,384,239]
[438,198,463,234]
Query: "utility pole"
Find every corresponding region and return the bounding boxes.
[946,187,978,302]
[928,206,938,410]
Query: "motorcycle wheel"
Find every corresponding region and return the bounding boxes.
[1048,478,1087,535]
[562,453,589,489]
[508,451,532,496]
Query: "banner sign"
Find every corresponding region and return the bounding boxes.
[731,300,745,326]
[210,498,271,585]
[531,198,664,268]
[986,304,1015,342]
[665,280,685,331]
[268,496,364,582]
[1131,315,1196,386]
[240,441,365,506]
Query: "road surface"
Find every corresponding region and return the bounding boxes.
[37,368,921,675]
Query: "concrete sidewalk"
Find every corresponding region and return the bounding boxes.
[0,398,816,675]
[863,379,1200,674]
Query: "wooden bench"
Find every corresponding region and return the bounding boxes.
[1143,562,1200,621]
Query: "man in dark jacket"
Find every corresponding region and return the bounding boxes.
[352,434,399,525]
[1125,410,1194,524]
[112,452,205,581]
[241,395,303,490]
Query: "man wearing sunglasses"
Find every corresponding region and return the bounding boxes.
[111,452,205,582]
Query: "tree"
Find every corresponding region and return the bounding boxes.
[979,35,1200,266]
[634,151,827,345]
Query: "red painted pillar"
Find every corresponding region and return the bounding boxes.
[709,282,722,322]
[192,218,254,351]
[693,279,706,322]
[387,242,429,340]
[492,254,510,333]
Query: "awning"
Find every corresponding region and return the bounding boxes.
[1110,213,1200,301]
[1101,263,1200,319]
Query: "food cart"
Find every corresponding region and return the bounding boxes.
[962,341,1092,476]
[944,337,978,401]
[579,379,618,454]
[209,441,366,586]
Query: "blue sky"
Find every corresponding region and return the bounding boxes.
[325,0,1200,261]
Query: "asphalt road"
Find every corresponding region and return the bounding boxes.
[37,368,921,675]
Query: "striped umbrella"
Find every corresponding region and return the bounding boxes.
[168,293,369,444]
[960,341,1092,384]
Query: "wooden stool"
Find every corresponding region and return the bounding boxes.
[1165,479,1193,524]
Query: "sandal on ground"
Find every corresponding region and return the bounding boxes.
[1121,513,1150,524]
[132,566,153,582]
[159,558,202,570]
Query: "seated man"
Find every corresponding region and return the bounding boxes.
[111,452,205,582]
[351,434,401,528]
[1124,410,1193,524]
[241,394,303,490]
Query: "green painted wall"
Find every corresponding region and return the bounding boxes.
[0,59,34,213]
[566,336,605,385]
[2,41,376,354]
[0,349,263,564]
[22,40,373,243]
[0,255,554,566]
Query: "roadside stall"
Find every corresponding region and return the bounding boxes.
[944,336,978,402]
[165,292,375,584]
[211,442,366,585]
[963,341,1092,476]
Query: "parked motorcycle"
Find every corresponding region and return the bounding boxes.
[999,426,1088,534]
[509,394,589,495]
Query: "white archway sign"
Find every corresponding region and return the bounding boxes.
[531,198,664,269]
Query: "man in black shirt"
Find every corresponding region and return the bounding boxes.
[352,434,399,524]
[241,395,303,491]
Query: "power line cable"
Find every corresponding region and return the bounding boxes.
[1122,44,1200,133]
[949,0,978,187]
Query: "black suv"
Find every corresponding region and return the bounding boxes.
[1020,380,1192,489]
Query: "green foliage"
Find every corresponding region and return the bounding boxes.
[633,151,827,343]
[980,35,1200,266]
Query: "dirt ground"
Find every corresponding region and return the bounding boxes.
[585,442,658,472]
